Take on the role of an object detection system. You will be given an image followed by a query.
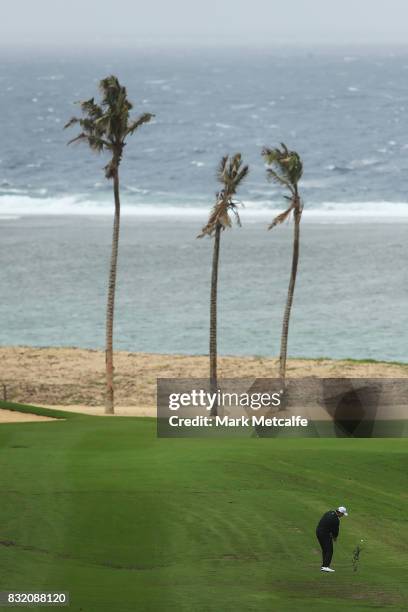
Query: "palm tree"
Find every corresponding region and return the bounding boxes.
[65,76,154,414]
[198,154,249,415]
[262,143,303,382]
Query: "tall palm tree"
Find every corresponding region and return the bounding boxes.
[198,154,249,415]
[262,143,303,382]
[65,76,154,414]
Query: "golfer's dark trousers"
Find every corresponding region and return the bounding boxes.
[316,529,333,567]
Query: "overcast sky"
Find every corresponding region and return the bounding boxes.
[1,0,408,48]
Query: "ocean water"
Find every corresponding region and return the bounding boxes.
[0,49,408,359]
[1,216,407,361]
[1,48,408,216]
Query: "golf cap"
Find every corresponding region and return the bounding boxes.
[338,506,348,516]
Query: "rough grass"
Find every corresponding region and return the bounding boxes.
[0,402,407,611]
[296,356,408,367]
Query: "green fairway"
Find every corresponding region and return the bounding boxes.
[0,402,407,611]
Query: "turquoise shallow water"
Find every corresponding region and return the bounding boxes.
[1,215,407,361]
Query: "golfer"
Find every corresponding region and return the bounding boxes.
[316,506,348,572]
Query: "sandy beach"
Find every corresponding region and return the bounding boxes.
[0,346,407,417]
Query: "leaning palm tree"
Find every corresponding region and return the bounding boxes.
[198,154,249,415]
[65,76,154,414]
[262,144,303,382]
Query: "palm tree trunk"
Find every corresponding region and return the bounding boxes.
[209,223,221,416]
[105,170,121,414]
[279,207,301,382]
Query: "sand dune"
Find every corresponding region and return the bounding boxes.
[0,347,407,417]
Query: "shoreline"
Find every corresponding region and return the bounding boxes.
[1,346,407,416]
[2,211,408,222]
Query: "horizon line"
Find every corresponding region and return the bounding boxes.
[2,41,408,54]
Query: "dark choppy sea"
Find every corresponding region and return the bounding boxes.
[0,49,407,359]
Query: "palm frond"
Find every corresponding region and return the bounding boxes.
[218,153,249,196]
[268,204,294,230]
[197,199,221,238]
[262,143,303,189]
[235,163,249,186]
[126,112,155,136]
[64,117,79,130]
[216,156,229,185]
[231,204,242,227]
[80,98,103,120]
[266,168,294,192]
[199,153,248,238]
[66,75,154,178]
[67,133,88,146]
[263,143,303,229]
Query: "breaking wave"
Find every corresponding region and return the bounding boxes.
[1,194,408,221]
